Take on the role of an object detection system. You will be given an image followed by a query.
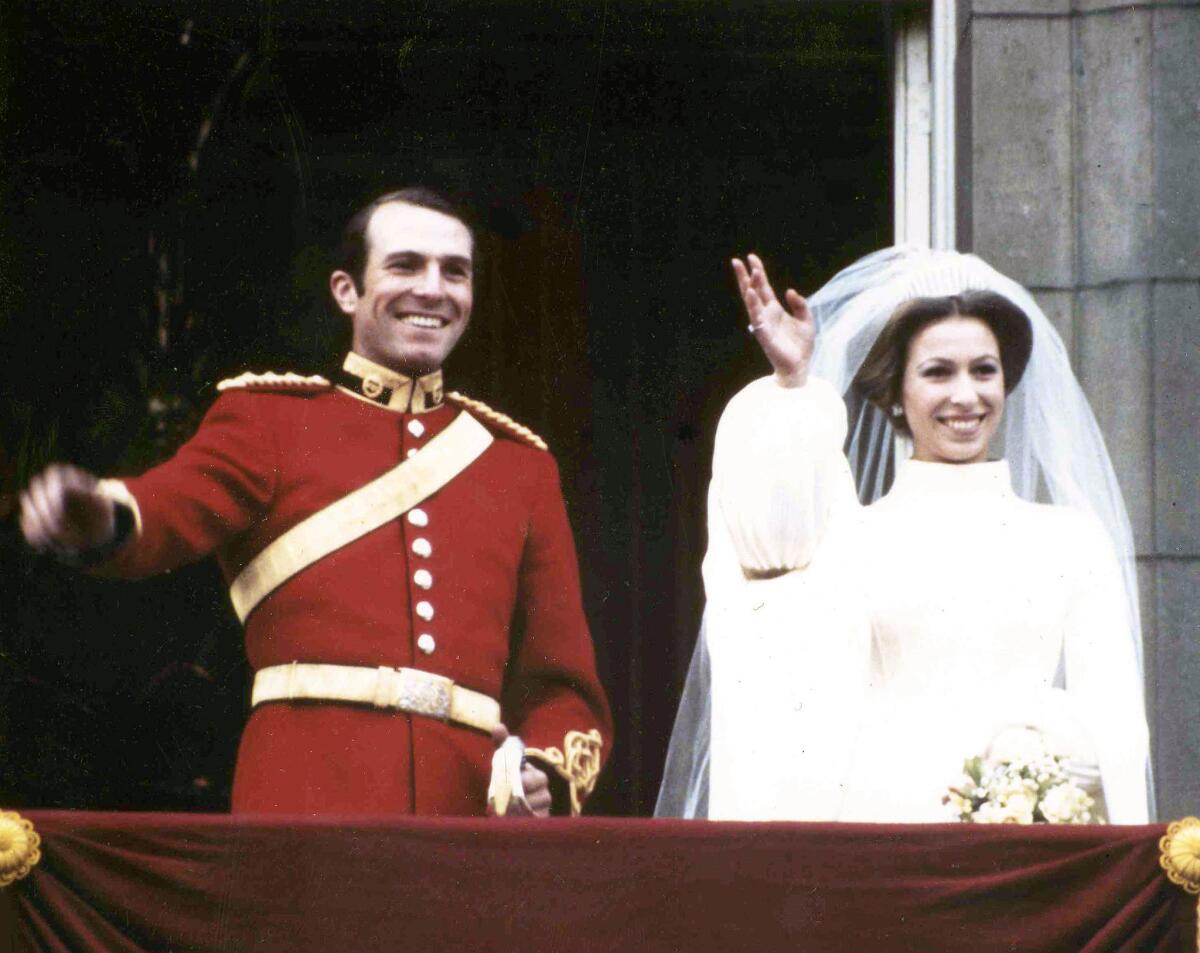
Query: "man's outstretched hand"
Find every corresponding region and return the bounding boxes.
[20,463,115,557]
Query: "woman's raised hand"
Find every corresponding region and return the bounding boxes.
[732,254,814,388]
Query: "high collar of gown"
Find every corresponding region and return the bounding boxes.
[888,457,1015,502]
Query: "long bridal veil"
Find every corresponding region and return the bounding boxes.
[655,246,1151,819]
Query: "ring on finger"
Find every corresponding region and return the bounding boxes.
[748,323,765,334]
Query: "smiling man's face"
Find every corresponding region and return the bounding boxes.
[330,201,474,375]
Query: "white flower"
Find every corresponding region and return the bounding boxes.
[1041,783,1095,824]
[946,740,1101,825]
[973,801,1007,824]
[1003,790,1037,824]
[944,790,974,820]
[974,799,1032,824]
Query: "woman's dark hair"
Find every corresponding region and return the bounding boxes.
[339,186,475,292]
[853,290,1033,436]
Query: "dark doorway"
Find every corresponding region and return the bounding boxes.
[1,0,892,815]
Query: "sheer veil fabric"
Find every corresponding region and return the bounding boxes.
[655,246,1152,820]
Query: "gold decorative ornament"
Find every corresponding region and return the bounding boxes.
[228,412,492,621]
[338,353,443,413]
[217,370,331,392]
[527,729,604,816]
[362,375,385,399]
[1159,817,1200,951]
[563,729,604,808]
[446,392,549,451]
[1161,817,1200,893]
[0,810,42,887]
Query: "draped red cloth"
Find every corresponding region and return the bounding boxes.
[2,813,1193,952]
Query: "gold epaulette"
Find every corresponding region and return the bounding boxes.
[216,371,332,393]
[446,391,548,451]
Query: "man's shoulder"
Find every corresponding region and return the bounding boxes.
[446,391,549,453]
[215,370,334,395]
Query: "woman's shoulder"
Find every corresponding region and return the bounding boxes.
[1018,496,1105,530]
[997,497,1119,568]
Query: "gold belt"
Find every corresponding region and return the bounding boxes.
[251,663,501,734]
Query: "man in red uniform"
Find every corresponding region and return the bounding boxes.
[20,188,611,817]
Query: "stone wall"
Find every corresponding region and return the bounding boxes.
[960,0,1200,818]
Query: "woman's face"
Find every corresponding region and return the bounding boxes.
[901,316,1005,465]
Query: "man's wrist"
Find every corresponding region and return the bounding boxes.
[63,502,134,568]
[773,369,809,389]
[524,753,572,816]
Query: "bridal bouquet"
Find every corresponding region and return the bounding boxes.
[943,727,1100,825]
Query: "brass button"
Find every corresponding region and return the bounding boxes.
[407,419,425,438]
[408,508,429,527]
[414,569,433,589]
[412,538,432,558]
[362,375,384,399]
[416,600,434,621]
[417,633,436,655]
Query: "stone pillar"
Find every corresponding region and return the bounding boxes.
[961,0,1200,818]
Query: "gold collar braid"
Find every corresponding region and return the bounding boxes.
[338,352,444,413]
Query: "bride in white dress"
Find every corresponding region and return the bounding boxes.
[657,247,1152,824]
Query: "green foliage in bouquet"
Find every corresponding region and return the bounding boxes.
[945,748,1100,825]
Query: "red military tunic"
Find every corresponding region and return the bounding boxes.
[98,354,611,816]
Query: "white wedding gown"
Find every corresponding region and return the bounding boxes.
[703,375,1151,824]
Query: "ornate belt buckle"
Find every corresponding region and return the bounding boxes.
[396,667,453,720]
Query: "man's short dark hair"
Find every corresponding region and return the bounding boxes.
[339,187,474,292]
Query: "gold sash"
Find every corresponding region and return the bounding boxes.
[229,411,493,621]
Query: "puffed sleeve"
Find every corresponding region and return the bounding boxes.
[1062,512,1152,823]
[703,374,857,608]
[502,451,612,815]
[699,375,870,820]
[95,391,277,578]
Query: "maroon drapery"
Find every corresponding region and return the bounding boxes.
[2,812,1193,952]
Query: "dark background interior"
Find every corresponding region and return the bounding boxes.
[0,0,892,815]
